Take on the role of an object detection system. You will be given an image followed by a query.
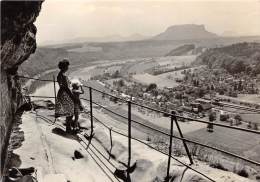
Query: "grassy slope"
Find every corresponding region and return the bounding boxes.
[186,125,260,162]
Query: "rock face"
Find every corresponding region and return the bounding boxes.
[153,24,218,40]
[0,1,43,176]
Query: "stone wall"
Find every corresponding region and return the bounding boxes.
[0,1,43,176]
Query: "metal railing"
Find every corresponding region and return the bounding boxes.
[18,75,260,182]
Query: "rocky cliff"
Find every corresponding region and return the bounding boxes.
[0,1,43,176]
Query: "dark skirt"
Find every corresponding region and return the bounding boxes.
[55,89,74,117]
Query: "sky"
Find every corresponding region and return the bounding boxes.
[35,0,260,45]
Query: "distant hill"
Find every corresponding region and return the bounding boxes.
[23,37,260,78]
[153,24,218,41]
[194,42,260,75]
[19,47,98,77]
[40,33,151,46]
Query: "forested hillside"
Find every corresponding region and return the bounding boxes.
[18,47,98,77]
[195,42,260,75]
[165,44,195,56]
[20,40,260,78]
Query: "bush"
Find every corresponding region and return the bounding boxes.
[247,122,252,129]
[252,123,258,130]
[219,89,225,95]
[146,136,151,141]
[146,83,157,92]
[110,96,118,103]
[220,114,229,121]
[209,160,227,171]
[237,168,249,178]
[234,114,242,121]
[118,79,125,87]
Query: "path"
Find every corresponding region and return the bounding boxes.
[10,108,256,182]
[13,111,116,182]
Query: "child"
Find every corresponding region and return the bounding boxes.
[71,82,84,131]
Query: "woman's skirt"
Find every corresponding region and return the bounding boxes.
[55,89,74,117]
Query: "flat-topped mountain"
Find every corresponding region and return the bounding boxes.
[153,24,218,40]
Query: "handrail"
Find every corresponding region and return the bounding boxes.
[83,97,260,166]
[18,75,260,134]
[92,115,215,182]
[17,74,260,182]
[18,75,54,82]
[28,94,260,165]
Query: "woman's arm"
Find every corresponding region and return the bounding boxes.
[58,73,74,100]
[64,87,75,99]
[80,86,84,94]
[72,86,84,94]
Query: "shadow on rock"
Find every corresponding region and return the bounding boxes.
[52,127,78,141]
[5,153,22,170]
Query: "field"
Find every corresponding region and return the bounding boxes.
[132,71,183,88]
[217,94,260,105]
[186,125,260,163]
[155,55,197,67]
[216,94,260,124]
[119,58,158,75]
[130,55,197,88]
[241,114,260,124]
[101,100,260,165]
[237,94,260,105]
[128,106,207,134]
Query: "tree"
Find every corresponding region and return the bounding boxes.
[231,60,246,74]
[110,96,118,103]
[209,112,216,122]
[196,88,206,98]
[219,89,225,95]
[146,83,157,92]
[252,123,258,130]
[118,79,125,87]
[254,62,260,75]
[152,89,159,97]
[220,114,229,121]
[245,66,252,74]
[207,112,215,132]
[112,70,120,78]
[234,114,242,121]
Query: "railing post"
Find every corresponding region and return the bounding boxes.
[89,87,93,135]
[109,127,113,160]
[173,111,193,165]
[166,111,174,182]
[127,101,132,182]
[53,75,57,104]
[53,75,57,123]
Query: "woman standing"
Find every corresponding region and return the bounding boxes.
[55,59,75,133]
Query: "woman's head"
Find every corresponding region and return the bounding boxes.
[58,59,70,72]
